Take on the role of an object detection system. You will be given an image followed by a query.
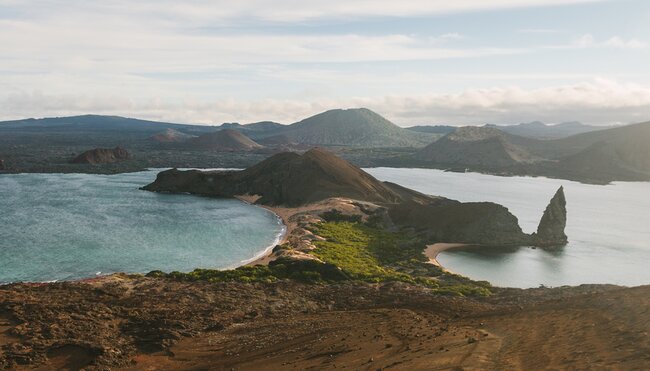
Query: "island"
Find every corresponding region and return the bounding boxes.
[1,149,647,371]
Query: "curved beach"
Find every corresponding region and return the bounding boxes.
[424,243,469,267]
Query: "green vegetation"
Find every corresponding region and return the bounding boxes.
[320,209,362,223]
[147,220,491,297]
[310,221,491,296]
[146,258,346,284]
[310,221,419,284]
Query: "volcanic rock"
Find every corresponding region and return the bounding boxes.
[143,148,401,206]
[142,148,567,246]
[532,186,568,246]
[70,147,131,164]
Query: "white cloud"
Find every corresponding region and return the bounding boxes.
[0,0,645,128]
[574,34,647,49]
[1,1,607,23]
[518,28,561,34]
[2,79,649,126]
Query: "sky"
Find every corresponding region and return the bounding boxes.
[1,0,650,126]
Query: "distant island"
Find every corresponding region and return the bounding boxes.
[1,108,649,184]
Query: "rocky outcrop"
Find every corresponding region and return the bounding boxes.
[143,148,569,247]
[143,148,401,206]
[0,159,6,170]
[532,186,568,247]
[388,198,529,246]
[70,147,131,164]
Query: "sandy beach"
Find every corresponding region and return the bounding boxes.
[237,196,380,267]
[424,243,470,266]
[239,195,474,272]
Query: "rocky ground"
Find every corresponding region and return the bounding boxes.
[1,277,648,370]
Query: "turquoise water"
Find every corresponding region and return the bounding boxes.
[366,168,650,288]
[0,170,284,283]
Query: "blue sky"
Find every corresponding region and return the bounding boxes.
[1,0,649,125]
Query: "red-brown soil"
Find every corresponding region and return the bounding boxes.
[1,276,648,370]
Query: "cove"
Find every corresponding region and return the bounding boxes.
[0,170,284,283]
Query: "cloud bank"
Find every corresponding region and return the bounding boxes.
[1,0,647,126]
[3,79,649,126]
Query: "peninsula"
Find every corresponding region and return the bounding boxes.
[1,149,648,371]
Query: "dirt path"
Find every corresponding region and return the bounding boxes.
[1,278,648,370]
[124,286,650,371]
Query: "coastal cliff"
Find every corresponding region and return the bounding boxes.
[143,148,566,247]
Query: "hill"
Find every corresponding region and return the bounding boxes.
[188,129,264,151]
[416,126,542,168]
[70,146,131,164]
[144,148,401,206]
[489,121,617,139]
[149,128,195,143]
[143,148,566,246]
[0,110,436,148]
[218,121,285,140]
[217,109,440,147]
[278,108,436,147]
[549,121,650,181]
[0,115,214,135]
[410,121,650,183]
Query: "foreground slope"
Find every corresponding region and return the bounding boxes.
[1,277,647,370]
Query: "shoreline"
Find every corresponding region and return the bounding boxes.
[424,243,470,268]
[235,195,294,266]
[1,194,290,286]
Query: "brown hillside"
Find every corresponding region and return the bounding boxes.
[143,148,566,246]
[70,147,131,164]
[189,129,263,151]
[144,148,401,206]
[149,128,194,143]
